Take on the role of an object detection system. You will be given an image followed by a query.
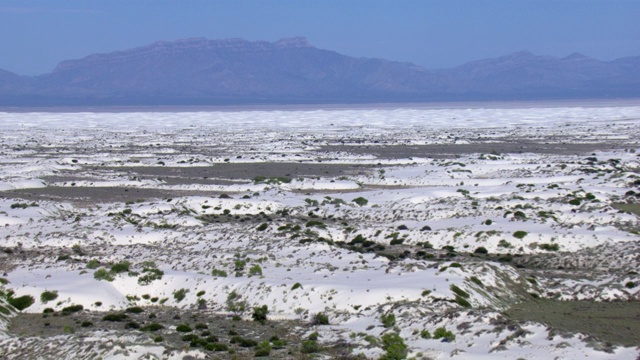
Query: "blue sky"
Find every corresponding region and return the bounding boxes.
[1,0,638,75]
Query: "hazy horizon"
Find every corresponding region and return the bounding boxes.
[1,0,638,76]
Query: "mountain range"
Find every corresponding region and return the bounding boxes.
[0,37,638,106]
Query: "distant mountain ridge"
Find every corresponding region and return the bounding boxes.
[0,37,638,106]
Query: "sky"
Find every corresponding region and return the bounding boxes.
[0,0,638,76]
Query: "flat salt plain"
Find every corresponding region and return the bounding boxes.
[0,102,639,359]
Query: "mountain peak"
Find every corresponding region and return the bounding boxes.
[563,52,590,61]
[274,36,313,49]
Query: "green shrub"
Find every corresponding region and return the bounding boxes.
[270,335,287,349]
[40,290,58,303]
[469,276,483,286]
[81,321,93,327]
[252,305,268,324]
[125,321,140,329]
[539,243,559,251]
[86,259,100,269]
[305,220,326,228]
[312,312,329,325]
[93,268,115,281]
[110,261,131,273]
[8,295,34,311]
[352,197,369,206]
[473,246,488,254]
[61,304,83,314]
[102,313,128,322]
[380,332,407,360]
[291,282,302,290]
[454,296,472,308]
[625,281,636,289]
[255,340,272,356]
[380,312,396,328]
[498,239,512,248]
[153,336,163,342]
[450,284,470,298]
[248,264,263,277]
[138,268,164,285]
[211,268,228,277]
[204,342,228,351]
[433,327,455,341]
[420,329,431,339]
[256,223,268,231]
[141,323,164,332]
[513,231,528,239]
[176,324,192,332]
[231,335,257,347]
[173,288,189,302]
[126,306,144,314]
[301,340,320,353]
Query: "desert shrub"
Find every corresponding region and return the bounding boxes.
[141,323,164,332]
[389,238,404,245]
[433,327,455,341]
[205,342,228,351]
[93,268,115,281]
[153,336,163,342]
[195,322,208,329]
[380,312,396,328]
[270,335,287,349]
[308,331,319,341]
[291,282,302,290]
[81,321,93,327]
[380,332,407,360]
[8,295,34,311]
[498,239,512,248]
[63,325,74,334]
[255,340,272,356]
[234,259,246,271]
[231,335,257,347]
[86,259,100,269]
[248,264,263,277]
[176,324,192,332]
[252,304,268,324]
[40,290,58,303]
[61,304,83,314]
[513,231,528,239]
[138,268,164,285]
[625,281,636,289]
[312,312,329,325]
[102,313,128,322]
[568,198,582,206]
[420,329,431,339]
[226,290,247,316]
[256,223,268,231]
[125,321,140,329]
[539,243,559,251]
[211,268,228,277]
[110,261,131,273]
[305,220,326,228]
[352,197,369,206]
[126,306,144,314]
[454,296,472,308]
[450,284,470,298]
[473,246,488,254]
[173,288,189,302]
[301,340,320,353]
[469,276,483,286]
